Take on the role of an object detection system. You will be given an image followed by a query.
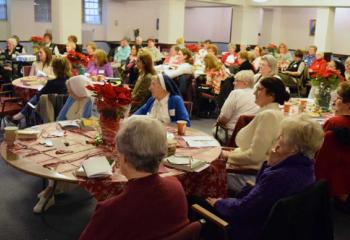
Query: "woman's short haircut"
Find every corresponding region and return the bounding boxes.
[43,32,52,41]
[235,70,255,88]
[66,41,76,51]
[227,43,235,50]
[260,77,290,105]
[117,116,167,173]
[206,44,218,55]
[260,54,278,75]
[239,51,249,60]
[7,38,17,47]
[280,114,324,159]
[68,35,78,43]
[93,49,108,66]
[180,48,194,65]
[337,81,350,103]
[52,57,72,79]
[294,49,304,58]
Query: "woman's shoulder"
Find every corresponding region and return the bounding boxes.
[325,115,350,127]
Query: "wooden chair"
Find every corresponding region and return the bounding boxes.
[214,124,230,146]
[165,221,202,240]
[184,101,193,118]
[0,88,24,123]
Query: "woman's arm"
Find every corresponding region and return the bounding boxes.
[173,95,191,127]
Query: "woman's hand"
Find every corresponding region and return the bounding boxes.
[221,150,231,159]
[206,197,222,207]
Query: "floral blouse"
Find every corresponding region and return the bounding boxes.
[205,66,227,95]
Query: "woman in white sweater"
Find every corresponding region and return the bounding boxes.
[222,77,290,192]
[164,48,194,79]
[29,47,54,78]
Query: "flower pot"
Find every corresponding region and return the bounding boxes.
[315,86,331,112]
[99,115,120,148]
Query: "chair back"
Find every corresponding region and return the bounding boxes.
[262,180,333,240]
[165,221,202,240]
[174,74,194,101]
[315,129,350,197]
[22,66,32,77]
[228,115,255,147]
[37,94,69,123]
[217,76,234,110]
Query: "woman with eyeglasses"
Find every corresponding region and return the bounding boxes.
[130,50,156,112]
[222,77,290,193]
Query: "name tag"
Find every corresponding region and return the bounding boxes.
[169,109,175,116]
[98,69,105,75]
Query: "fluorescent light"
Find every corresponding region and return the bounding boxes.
[253,0,268,2]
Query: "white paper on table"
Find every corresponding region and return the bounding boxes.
[82,156,112,178]
[182,136,220,147]
[36,70,47,77]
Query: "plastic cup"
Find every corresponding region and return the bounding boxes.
[283,102,291,113]
[299,99,307,112]
[4,126,18,146]
[177,120,187,136]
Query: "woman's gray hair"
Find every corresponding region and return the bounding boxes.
[116,116,167,173]
[261,54,278,76]
[345,56,350,65]
[227,43,235,50]
[235,70,255,88]
[280,114,324,159]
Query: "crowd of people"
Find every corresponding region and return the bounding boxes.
[0,32,350,240]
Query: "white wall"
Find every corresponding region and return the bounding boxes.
[333,8,350,54]
[0,21,9,40]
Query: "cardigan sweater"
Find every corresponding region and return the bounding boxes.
[86,62,113,77]
[57,96,93,121]
[215,153,315,240]
[80,174,189,240]
[228,103,284,169]
[134,95,191,127]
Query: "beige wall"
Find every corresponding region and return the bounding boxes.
[333,8,350,54]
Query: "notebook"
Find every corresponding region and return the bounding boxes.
[82,156,113,178]
[182,136,220,148]
[164,155,209,173]
[58,120,81,129]
[17,129,41,139]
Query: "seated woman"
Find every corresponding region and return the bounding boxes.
[0,38,21,85]
[130,50,156,112]
[345,57,350,81]
[237,51,255,72]
[222,77,289,192]
[252,46,263,72]
[276,43,292,70]
[12,57,72,122]
[253,55,280,85]
[308,51,327,78]
[134,74,191,126]
[206,114,324,240]
[124,45,140,85]
[213,70,259,144]
[221,43,239,69]
[316,81,350,211]
[33,75,93,213]
[29,47,54,78]
[164,48,194,79]
[279,49,305,88]
[80,116,189,240]
[203,53,228,95]
[85,41,96,63]
[163,45,181,66]
[64,41,76,55]
[85,49,113,80]
[57,75,93,121]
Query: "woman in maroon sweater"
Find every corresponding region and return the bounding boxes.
[80,116,189,240]
[315,81,350,210]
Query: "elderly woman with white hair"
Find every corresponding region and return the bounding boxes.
[213,70,259,143]
[344,57,350,81]
[134,73,191,126]
[206,114,324,240]
[0,37,21,85]
[57,75,93,121]
[80,116,189,240]
[309,51,327,79]
[253,54,280,85]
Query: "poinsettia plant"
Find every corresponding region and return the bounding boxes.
[66,50,89,67]
[186,44,199,53]
[31,36,45,44]
[311,68,342,90]
[86,83,132,120]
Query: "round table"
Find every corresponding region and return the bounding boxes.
[1,122,226,200]
[12,77,47,101]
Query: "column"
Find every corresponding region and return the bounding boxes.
[230,5,262,45]
[51,0,82,44]
[158,0,186,44]
[314,7,335,53]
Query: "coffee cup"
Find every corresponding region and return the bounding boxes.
[4,126,18,146]
[283,102,291,113]
[177,120,187,136]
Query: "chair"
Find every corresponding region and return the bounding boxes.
[36,94,69,124]
[165,221,202,240]
[0,88,24,123]
[262,180,333,240]
[174,74,195,101]
[214,124,230,146]
[228,114,255,148]
[191,181,333,240]
[21,65,32,77]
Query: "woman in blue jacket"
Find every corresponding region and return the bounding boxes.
[134,73,191,126]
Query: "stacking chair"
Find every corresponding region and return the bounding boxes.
[0,83,24,124]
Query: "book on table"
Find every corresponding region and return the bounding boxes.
[163,155,209,173]
[182,136,220,148]
[81,156,113,178]
[58,120,81,129]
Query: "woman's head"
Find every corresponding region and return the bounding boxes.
[7,38,17,50]
[67,35,78,44]
[206,44,218,56]
[93,49,108,66]
[131,45,140,56]
[234,70,255,89]
[316,51,324,60]
[278,43,288,54]
[179,48,193,65]
[86,42,97,55]
[38,47,52,66]
[345,57,350,73]
[327,60,337,71]
[238,51,249,64]
[66,75,91,99]
[43,32,52,44]
[66,41,76,52]
[203,53,221,71]
[169,45,180,57]
[334,81,350,115]
[52,57,72,79]
[117,116,167,176]
[147,38,155,48]
[137,50,156,75]
[255,77,290,106]
[227,43,235,54]
[259,55,278,77]
[254,46,263,57]
[294,49,304,61]
[274,114,324,160]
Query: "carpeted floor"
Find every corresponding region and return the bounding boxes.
[0,119,349,240]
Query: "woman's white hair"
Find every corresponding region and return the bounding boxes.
[261,54,278,76]
[7,38,17,47]
[280,114,324,159]
[235,70,255,88]
[117,116,167,173]
[345,57,350,65]
[66,75,91,98]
